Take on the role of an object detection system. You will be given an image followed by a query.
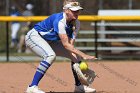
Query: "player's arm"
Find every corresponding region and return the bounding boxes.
[58,21,95,60]
[59,34,87,59]
[69,38,75,45]
[70,19,80,45]
[59,34,96,60]
[69,19,82,58]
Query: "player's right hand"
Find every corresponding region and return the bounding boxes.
[83,55,97,60]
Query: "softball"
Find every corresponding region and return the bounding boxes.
[79,62,88,71]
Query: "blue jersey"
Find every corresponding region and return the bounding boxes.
[10,11,21,24]
[34,12,80,41]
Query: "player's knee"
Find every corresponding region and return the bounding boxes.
[48,54,56,61]
[43,53,56,64]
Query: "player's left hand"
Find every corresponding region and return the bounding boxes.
[73,63,98,86]
[73,63,89,86]
[82,69,98,85]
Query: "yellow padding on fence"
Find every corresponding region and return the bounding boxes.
[0,16,140,21]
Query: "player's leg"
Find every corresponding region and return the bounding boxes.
[25,28,56,93]
[71,61,81,86]
[11,23,20,47]
[49,41,81,86]
[49,41,96,92]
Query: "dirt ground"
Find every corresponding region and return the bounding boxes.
[0,60,140,93]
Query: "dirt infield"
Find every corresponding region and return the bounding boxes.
[0,60,139,93]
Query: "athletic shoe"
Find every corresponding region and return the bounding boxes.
[74,85,96,92]
[26,85,45,93]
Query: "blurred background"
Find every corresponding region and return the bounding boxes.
[0,0,140,15]
[1,0,140,61]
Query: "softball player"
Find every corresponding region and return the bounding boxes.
[25,0,96,93]
[10,6,21,48]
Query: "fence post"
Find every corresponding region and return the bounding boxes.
[6,22,9,61]
[6,0,10,62]
[94,21,98,58]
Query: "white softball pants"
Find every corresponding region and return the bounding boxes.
[11,23,20,39]
[25,28,81,65]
